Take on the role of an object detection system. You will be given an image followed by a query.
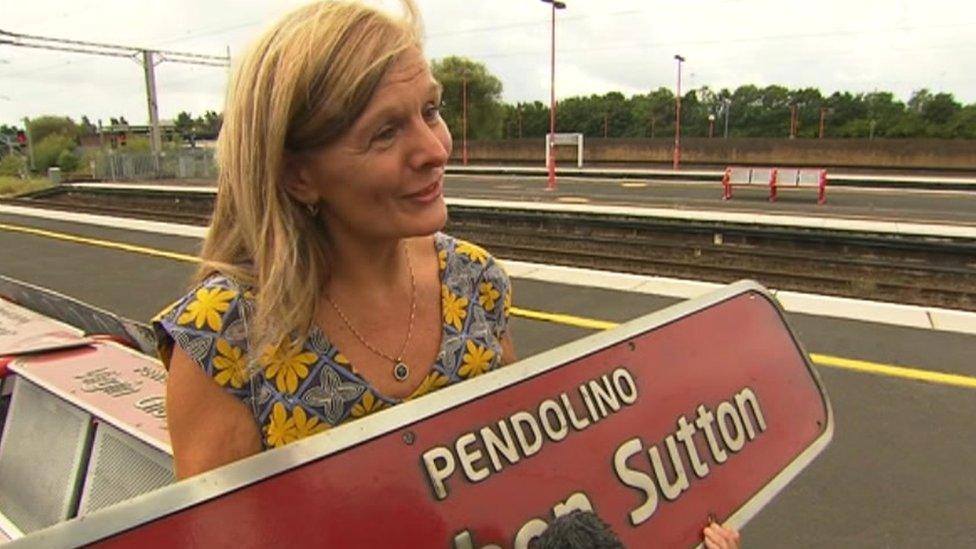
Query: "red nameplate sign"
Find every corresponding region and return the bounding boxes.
[9,342,170,453]
[14,282,832,548]
[0,298,91,356]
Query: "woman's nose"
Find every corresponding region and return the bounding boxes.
[410,118,451,170]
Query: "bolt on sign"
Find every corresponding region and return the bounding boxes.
[15,281,832,548]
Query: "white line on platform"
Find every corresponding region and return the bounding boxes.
[0,204,209,238]
[504,259,976,336]
[3,204,974,336]
[448,197,976,238]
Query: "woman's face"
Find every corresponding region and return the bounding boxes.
[298,46,452,244]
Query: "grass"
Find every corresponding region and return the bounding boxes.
[0,176,53,197]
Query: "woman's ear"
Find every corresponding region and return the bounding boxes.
[281,153,319,206]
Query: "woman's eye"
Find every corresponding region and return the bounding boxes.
[373,126,398,144]
[424,101,442,122]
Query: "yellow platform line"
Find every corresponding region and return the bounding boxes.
[510,306,619,331]
[3,221,973,390]
[509,308,976,390]
[808,353,976,390]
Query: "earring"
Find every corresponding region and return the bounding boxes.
[305,201,319,216]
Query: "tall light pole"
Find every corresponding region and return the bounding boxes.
[819,107,832,139]
[723,98,731,138]
[542,0,566,191]
[708,113,715,138]
[673,54,685,170]
[461,75,468,165]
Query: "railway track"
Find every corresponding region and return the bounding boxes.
[5,186,975,311]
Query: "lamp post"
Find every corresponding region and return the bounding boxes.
[542,0,566,191]
[789,104,798,139]
[818,107,832,139]
[723,98,731,138]
[461,75,468,165]
[672,54,685,170]
[708,113,716,138]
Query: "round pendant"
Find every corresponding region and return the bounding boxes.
[393,361,409,382]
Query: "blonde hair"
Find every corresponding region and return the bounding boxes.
[197,0,422,359]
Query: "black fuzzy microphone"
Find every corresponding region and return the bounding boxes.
[530,510,625,549]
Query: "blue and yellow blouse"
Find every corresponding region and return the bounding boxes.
[153,233,511,449]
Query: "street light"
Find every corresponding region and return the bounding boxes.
[461,75,468,165]
[542,0,566,191]
[708,113,716,138]
[818,107,833,139]
[673,54,685,170]
[723,98,731,138]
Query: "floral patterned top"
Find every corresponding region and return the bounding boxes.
[153,233,511,450]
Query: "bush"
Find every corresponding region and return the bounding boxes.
[57,149,80,172]
[0,176,50,197]
[0,153,27,176]
[33,133,77,171]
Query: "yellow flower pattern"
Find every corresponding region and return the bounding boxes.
[153,233,510,452]
[479,282,501,311]
[261,340,317,393]
[177,287,237,331]
[264,403,328,448]
[455,241,488,264]
[292,406,329,439]
[351,391,387,418]
[264,402,296,448]
[213,338,248,389]
[442,286,469,331]
[458,340,495,379]
[408,371,450,400]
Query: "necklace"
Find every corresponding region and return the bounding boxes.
[324,243,417,382]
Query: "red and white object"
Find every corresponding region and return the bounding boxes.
[10,281,832,548]
[723,166,827,204]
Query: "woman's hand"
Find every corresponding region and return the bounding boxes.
[703,522,741,549]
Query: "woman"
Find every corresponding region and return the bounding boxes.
[155,1,739,545]
[155,0,515,479]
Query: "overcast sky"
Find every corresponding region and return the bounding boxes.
[1,0,974,127]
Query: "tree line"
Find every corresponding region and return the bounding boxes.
[3,55,975,173]
[431,57,976,141]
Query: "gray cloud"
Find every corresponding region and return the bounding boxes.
[2,0,974,126]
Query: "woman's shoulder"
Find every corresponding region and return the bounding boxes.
[436,232,507,277]
[152,273,255,366]
[154,274,252,326]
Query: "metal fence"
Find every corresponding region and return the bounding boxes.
[93,150,217,181]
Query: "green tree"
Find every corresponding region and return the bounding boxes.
[948,105,976,138]
[26,115,79,144]
[506,101,549,138]
[175,111,195,134]
[32,134,76,171]
[642,87,676,138]
[0,153,27,176]
[56,149,80,172]
[193,110,222,137]
[431,56,505,140]
[0,124,20,138]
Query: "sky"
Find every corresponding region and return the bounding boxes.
[1,0,975,127]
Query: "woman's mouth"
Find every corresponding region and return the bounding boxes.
[404,179,443,203]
